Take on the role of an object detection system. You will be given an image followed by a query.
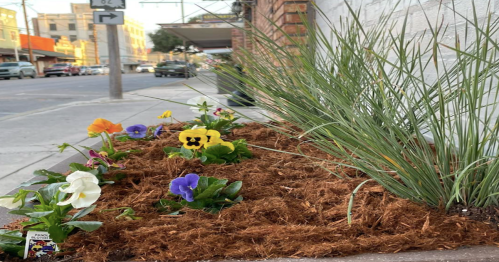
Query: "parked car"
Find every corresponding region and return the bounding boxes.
[154,61,197,78]
[79,66,93,76]
[89,65,109,75]
[44,63,81,77]
[0,62,37,80]
[136,64,155,73]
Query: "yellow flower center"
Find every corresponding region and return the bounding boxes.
[135,131,139,134]
[79,192,86,199]
[99,151,108,157]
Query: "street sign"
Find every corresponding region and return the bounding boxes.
[93,11,124,25]
[90,0,126,9]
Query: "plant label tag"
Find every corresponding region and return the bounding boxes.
[23,231,58,259]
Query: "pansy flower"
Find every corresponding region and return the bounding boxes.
[170,173,199,202]
[204,137,235,152]
[186,96,220,114]
[85,150,124,168]
[203,130,222,147]
[126,124,147,139]
[178,129,208,149]
[214,108,235,120]
[87,118,123,134]
[154,125,163,138]
[157,110,172,119]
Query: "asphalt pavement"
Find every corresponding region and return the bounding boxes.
[0,73,183,116]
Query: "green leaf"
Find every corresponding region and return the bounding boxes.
[195,184,226,200]
[109,151,128,161]
[212,119,232,131]
[69,163,92,172]
[38,182,67,204]
[115,135,131,142]
[26,211,54,218]
[48,225,68,243]
[163,147,181,154]
[199,155,208,162]
[0,230,24,244]
[197,176,209,191]
[19,170,67,187]
[222,181,243,199]
[180,146,194,159]
[8,208,34,216]
[203,144,233,159]
[186,199,212,209]
[71,205,96,221]
[64,221,103,232]
[199,114,215,124]
[0,243,25,257]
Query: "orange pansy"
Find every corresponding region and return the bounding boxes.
[87,118,123,134]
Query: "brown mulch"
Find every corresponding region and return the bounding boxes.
[28,123,499,261]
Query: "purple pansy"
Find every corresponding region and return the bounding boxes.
[85,150,124,168]
[126,124,147,139]
[154,125,163,138]
[169,173,199,202]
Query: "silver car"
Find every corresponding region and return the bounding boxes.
[90,65,109,75]
[79,66,93,76]
[0,62,37,80]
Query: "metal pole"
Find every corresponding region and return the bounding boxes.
[93,24,100,65]
[13,39,19,61]
[22,0,39,73]
[181,0,185,23]
[106,9,123,99]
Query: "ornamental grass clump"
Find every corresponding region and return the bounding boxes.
[216,2,499,210]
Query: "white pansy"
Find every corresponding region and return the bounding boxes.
[57,171,101,209]
[0,196,22,209]
[186,96,220,114]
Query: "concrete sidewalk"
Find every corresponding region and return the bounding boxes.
[0,71,266,195]
[1,72,499,262]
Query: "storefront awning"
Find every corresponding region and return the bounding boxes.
[29,50,76,60]
[0,48,28,56]
[158,22,243,49]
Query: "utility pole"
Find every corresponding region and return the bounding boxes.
[93,24,100,65]
[21,0,39,74]
[106,9,123,99]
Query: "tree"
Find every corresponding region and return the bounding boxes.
[148,29,183,53]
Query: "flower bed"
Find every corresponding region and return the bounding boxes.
[46,122,499,261]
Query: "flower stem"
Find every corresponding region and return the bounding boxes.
[103,132,115,153]
[68,145,89,160]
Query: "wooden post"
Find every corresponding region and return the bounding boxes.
[106,10,123,99]
[22,0,39,73]
[93,24,100,65]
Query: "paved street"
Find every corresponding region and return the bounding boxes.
[0,73,183,117]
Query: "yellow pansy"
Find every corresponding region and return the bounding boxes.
[157,110,172,119]
[178,129,208,150]
[204,137,235,152]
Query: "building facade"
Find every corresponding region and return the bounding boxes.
[0,7,24,62]
[231,0,309,63]
[33,3,147,66]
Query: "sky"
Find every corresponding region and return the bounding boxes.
[0,0,233,47]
